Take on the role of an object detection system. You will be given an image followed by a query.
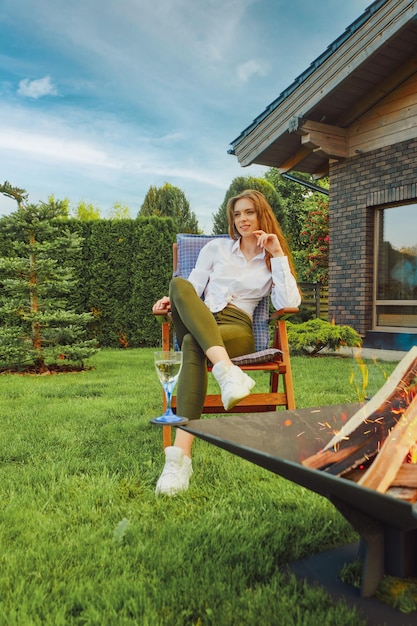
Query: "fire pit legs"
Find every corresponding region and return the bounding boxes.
[331,495,417,597]
[181,404,417,604]
[385,527,417,580]
[331,496,385,597]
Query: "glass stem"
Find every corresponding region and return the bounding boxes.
[164,382,174,414]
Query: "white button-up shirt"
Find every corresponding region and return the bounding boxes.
[187,238,301,318]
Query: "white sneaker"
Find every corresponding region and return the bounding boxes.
[212,361,256,411]
[155,446,193,496]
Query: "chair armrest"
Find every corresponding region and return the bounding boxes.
[152,310,173,323]
[269,308,299,322]
[153,310,173,352]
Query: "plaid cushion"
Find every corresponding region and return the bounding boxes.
[231,348,282,365]
[176,234,270,352]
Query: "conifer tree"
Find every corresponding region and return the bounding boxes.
[212,176,285,235]
[139,182,199,233]
[0,185,98,372]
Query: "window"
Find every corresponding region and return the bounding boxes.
[374,203,417,330]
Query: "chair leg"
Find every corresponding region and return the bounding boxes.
[273,320,296,410]
[163,425,172,448]
[161,320,172,447]
[277,320,296,410]
[161,321,171,351]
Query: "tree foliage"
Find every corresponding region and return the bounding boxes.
[139,183,199,233]
[264,170,311,249]
[265,169,329,281]
[0,180,28,207]
[0,189,98,372]
[108,202,132,220]
[73,201,102,220]
[298,197,329,284]
[212,176,285,234]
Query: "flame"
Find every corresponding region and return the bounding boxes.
[350,357,370,402]
[409,443,417,464]
[309,367,417,480]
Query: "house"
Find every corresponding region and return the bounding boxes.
[229,0,417,351]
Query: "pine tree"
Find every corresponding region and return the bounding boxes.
[0,189,98,372]
[139,183,199,233]
[211,176,285,235]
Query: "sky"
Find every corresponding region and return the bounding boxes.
[1,0,373,231]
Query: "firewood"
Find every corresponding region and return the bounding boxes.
[301,405,398,475]
[302,443,367,470]
[390,463,417,488]
[323,347,417,451]
[358,394,417,493]
[385,486,417,503]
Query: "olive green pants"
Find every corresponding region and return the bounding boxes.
[169,277,255,420]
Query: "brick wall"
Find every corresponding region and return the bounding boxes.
[328,137,417,336]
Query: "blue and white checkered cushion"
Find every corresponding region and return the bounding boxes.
[175,233,270,353]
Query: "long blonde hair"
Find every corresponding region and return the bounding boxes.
[226,189,297,276]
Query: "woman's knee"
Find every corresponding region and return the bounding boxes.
[181,332,204,359]
[169,276,192,299]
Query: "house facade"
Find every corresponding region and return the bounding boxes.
[229,0,417,350]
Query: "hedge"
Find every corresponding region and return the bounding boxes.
[0,216,177,348]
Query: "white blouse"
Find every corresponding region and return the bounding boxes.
[187,238,301,318]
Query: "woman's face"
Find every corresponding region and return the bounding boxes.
[233,197,260,237]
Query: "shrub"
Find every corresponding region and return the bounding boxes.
[287,318,362,355]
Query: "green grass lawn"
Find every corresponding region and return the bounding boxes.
[0,349,398,625]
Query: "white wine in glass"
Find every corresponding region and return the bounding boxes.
[150,351,188,425]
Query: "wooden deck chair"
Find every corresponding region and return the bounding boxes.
[155,234,299,447]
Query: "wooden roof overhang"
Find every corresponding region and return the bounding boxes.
[229,0,417,177]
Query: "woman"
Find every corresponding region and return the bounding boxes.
[152,190,301,495]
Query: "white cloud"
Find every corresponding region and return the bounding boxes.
[236,59,268,84]
[0,0,373,229]
[17,75,58,99]
[0,127,111,167]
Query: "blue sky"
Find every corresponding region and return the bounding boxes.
[1,0,372,231]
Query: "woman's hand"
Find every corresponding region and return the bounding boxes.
[253,231,284,257]
[152,296,171,314]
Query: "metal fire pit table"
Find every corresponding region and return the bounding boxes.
[180,404,417,598]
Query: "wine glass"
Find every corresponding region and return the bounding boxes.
[150,351,188,425]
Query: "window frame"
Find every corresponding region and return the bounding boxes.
[373,204,417,333]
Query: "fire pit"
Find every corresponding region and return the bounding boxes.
[181,347,417,598]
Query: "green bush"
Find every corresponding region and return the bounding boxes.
[287,318,362,355]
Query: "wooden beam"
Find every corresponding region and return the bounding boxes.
[298,120,347,159]
[277,120,347,174]
[277,146,312,174]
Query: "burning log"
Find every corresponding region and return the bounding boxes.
[302,346,417,501]
[323,346,417,451]
[358,394,417,493]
